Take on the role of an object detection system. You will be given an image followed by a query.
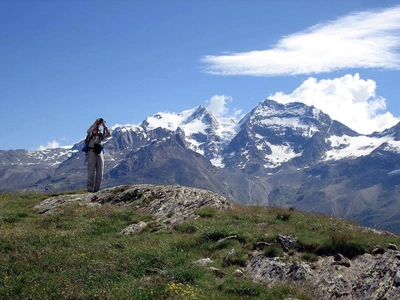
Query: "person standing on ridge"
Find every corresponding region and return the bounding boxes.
[86,118,111,192]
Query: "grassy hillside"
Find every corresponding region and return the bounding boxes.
[1,191,399,300]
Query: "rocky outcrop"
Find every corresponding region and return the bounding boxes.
[34,184,232,232]
[247,245,400,299]
[33,193,101,214]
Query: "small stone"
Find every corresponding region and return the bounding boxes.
[120,221,147,235]
[209,267,225,277]
[224,249,236,261]
[394,271,400,287]
[232,269,246,278]
[371,247,385,255]
[386,243,398,250]
[277,234,297,251]
[192,258,214,266]
[333,253,351,267]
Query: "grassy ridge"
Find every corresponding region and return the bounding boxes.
[1,192,399,299]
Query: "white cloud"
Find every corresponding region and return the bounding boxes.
[206,95,232,116]
[201,6,400,76]
[206,95,242,119]
[37,140,61,151]
[269,73,399,134]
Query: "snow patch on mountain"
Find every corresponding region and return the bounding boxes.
[259,116,319,136]
[324,134,400,160]
[114,125,143,133]
[210,157,224,168]
[388,169,400,176]
[214,116,239,139]
[384,141,400,153]
[264,142,302,168]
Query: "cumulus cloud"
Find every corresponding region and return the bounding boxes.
[206,95,232,116]
[206,95,242,118]
[201,5,400,76]
[269,73,399,134]
[37,140,61,151]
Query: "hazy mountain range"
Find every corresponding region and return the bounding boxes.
[2,99,400,234]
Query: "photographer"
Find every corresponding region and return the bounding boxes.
[86,118,111,192]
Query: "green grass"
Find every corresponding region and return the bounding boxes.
[1,192,399,299]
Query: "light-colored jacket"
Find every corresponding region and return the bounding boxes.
[86,122,111,149]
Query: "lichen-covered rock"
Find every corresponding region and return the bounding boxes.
[247,251,314,286]
[33,193,100,214]
[277,234,297,251]
[247,248,400,299]
[192,258,214,267]
[120,221,148,235]
[34,184,232,231]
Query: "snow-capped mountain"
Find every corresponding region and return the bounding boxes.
[2,99,400,234]
[142,106,238,166]
[109,100,399,171]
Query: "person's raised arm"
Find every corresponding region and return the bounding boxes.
[102,120,111,138]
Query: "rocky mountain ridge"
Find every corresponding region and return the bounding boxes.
[2,99,400,234]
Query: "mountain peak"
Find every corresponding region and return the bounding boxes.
[252,99,322,120]
[141,105,215,132]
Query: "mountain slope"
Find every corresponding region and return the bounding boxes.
[104,132,233,200]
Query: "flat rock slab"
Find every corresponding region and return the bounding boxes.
[34,184,232,228]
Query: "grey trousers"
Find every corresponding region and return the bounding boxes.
[86,151,104,192]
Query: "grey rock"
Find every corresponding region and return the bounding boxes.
[232,268,246,278]
[217,235,237,243]
[208,267,225,277]
[34,184,232,233]
[277,234,298,251]
[192,258,214,267]
[247,252,313,285]
[120,221,148,235]
[333,253,351,267]
[255,241,273,249]
[224,249,236,261]
[386,243,398,250]
[33,193,100,214]
[247,250,400,299]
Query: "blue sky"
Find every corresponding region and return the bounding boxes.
[1,0,400,151]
